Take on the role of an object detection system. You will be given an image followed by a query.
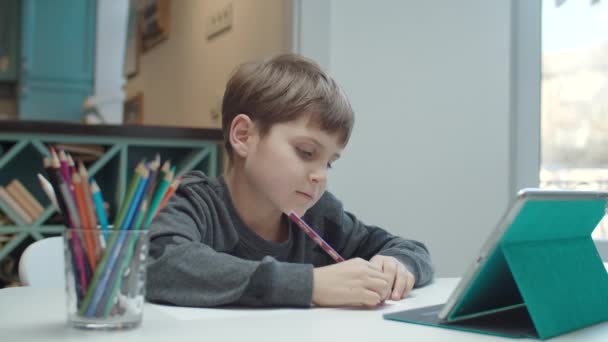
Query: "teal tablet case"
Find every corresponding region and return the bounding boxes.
[384,199,608,340]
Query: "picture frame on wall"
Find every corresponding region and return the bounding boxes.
[124,0,141,78]
[123,93,144,125]
[141,0,171,52]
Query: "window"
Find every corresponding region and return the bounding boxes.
[541,0,608,239]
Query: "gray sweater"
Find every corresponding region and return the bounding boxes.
[146,171,433,307]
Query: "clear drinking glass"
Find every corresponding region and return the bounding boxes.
[63,228,149,330]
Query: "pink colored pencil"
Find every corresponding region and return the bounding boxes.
[58,149,71,185]
[287,211,344,263]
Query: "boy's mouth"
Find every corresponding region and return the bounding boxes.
[295,191,313,200]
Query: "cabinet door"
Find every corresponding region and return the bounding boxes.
[19,0,96,121]
[19,80,92,121]
[20,0,95,81]
[0,0,20,81]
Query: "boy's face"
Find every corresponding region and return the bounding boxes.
[243,115,344,217]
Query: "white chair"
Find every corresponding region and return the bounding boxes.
[18,236,65,288]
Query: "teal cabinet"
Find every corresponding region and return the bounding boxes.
[0,0,20,81]
[19,0,96,121]
[18,81,93,121]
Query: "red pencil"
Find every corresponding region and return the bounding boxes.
[287,211,344,263]
[73,173,98,272]
[156,177,181,216]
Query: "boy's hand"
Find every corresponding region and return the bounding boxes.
[312,258,392,307]
[369,255,415,301]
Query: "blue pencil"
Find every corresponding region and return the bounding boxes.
[85,169,149,317]
[121,168,150,230]
[78,163,147,315]
[100,170,152,315]
[90,179,110,247]
[84,230,129,317]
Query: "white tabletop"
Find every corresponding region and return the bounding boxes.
[2,274,608,342]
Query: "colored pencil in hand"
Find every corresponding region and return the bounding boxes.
[288,211,344,263]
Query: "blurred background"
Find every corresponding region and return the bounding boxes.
[0,0,606,286]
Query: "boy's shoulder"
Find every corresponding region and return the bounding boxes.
[180,170,215,187]
[177,171,223,196]
[172,171,231,214]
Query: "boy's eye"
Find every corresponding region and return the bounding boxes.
[296,147,314,159]
[296,146,334,169]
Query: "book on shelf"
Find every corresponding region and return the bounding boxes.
[5,180,44,221]
[8,179,44,217]
[0,186,33,224]
[55,143,105,161]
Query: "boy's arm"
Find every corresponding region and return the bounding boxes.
[336,210,434,288]
[310,191,434,288]
[146,190,313,307]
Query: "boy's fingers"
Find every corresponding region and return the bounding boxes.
[365,275,390,299]
[401,271,416,299]
[383,259,398,299]
[358,289,382,307]
[368,257,384,273]
[392,268,407,300]
[365,261,390,281]
[364,259,394,299]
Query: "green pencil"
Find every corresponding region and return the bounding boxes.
[113,161,146,230]
[78,163,147,315]
[101,230,142,316]
[143,169,173,229]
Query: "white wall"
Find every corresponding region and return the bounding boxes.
[92,0,128,124]
[295,0,541,277]
[127,0,293,128]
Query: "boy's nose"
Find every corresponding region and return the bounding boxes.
[309,168,327,184]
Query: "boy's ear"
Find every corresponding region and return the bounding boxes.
[229,114,256,158]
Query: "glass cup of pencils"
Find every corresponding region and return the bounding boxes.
[42,148,180,329]
[63,228,149,329]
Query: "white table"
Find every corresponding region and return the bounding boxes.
[1,275,608,342]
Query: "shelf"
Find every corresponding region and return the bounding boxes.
[0,121,222,265]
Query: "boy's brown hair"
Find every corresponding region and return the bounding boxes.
[221,53,355,162]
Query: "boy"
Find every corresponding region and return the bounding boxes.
[146,54,433,308]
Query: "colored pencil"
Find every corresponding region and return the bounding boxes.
[45,149,185,316]
[144,169,173,228]
[99,169,152,315]
[90,180,110,238]
[155,177,181,217]
[121,168,150,230]
[78,162,102,261]
[59,173,92,285]
[136,157,163,229]
[129,161,156,230]
[58,149,71,185]
[43,157,85,302]
[288,211,344,263]
[80,166,149,316]
[37,172,58,211]
[79,162,98,231]
[73,173,98,272]
[113,161,146,230]
[81,228,126,316]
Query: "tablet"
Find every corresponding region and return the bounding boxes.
[441,188,608,321]
[384,188,608,338]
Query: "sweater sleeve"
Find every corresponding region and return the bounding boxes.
[339,212,434,287]
[145,185,313,307]
[313,193,434,288]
